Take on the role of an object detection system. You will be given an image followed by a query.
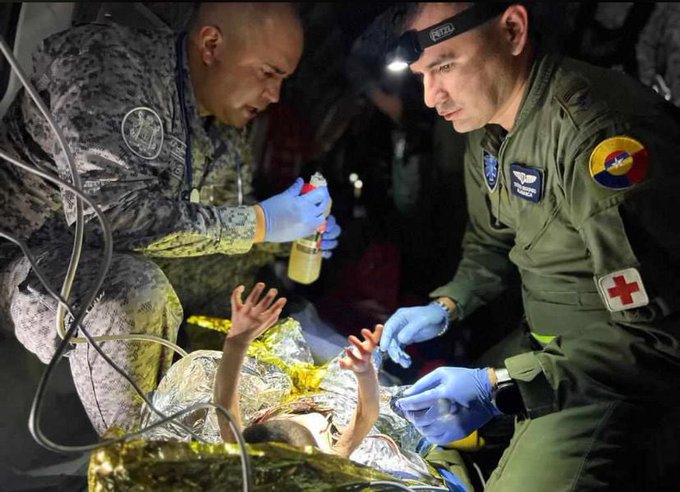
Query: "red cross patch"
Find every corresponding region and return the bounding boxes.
[596,268,649,312]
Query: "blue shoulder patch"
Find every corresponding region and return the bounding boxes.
[483,150,499,193]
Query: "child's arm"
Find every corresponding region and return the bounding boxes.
[214,282,286,442]
[332,324,383,458]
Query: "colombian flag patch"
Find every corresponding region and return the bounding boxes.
[588,136,648,189]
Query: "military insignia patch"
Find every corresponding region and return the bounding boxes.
[510,163,543,203]
[483,150,499,193]
[596,267,649,312]
[589,136,648,189]
[121,107,164,160]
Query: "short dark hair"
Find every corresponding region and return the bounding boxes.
[243,419,317,448]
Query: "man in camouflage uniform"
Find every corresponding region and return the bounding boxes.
[636,2,680,108]
[380,3,680,490]
[0,3,340,434]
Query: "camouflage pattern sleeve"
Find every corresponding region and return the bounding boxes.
[636,4,664,87]
[22,25,255,257]
[658,5,680,108]
[635,3,680,107]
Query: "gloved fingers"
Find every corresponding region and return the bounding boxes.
[406,399,454,427]
[402,368,445,398]
[320,237,338,249]
[398,350,411,368]
[321,250,333,259]
[308,215,327,230]
[301,186,331,210]
[396,317,434,345]
[398,387,447,412]
[387,340,402,365]
[387,339,411,368]
[320,239,338,251]
[322,215,341,239]
[428,430,461,445]
[284,177,305,196]
[380,312,406,352]
[417,411,461,440]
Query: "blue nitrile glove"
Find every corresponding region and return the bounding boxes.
[379,303,448,368]
[320,214,341,259]
[259,178,331,243]
[396,367,500,445]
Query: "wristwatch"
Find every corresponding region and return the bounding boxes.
[492,368,525,415]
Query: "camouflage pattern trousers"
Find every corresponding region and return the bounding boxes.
[0,242,274,435]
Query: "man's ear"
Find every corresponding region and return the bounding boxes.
[197,25,223,66]
[501,4,530,56]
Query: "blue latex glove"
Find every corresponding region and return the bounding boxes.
[259,178,331,243]
[396,367,500,445]
[379,303,448,368]
[320,214,341,259]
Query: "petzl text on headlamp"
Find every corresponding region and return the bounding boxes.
[387,3,510,72]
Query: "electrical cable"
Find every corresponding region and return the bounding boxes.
[0,30,198,441]
[338,481,415,491]
[410,486,449,491]
[0,33,253,491]
[0,170,245,477]
[0,153,200,443]
[471,462,486,488]
[0,33,185,356]
[0,35,84,344]
[337,479,451,490]
[364,481,415,491]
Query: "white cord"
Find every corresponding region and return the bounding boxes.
[0,148,190,364]
[0,35,188,355]
[365,481,416,491]
[0,35,85,343]
[472,461,486,488]
[0,33,252,491]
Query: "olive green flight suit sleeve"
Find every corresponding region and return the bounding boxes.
[430,134,516,319]
[505,129,680,416]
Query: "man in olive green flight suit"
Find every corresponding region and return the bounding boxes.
[380,3,680,490]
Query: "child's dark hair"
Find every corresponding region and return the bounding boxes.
[243,419,317,448]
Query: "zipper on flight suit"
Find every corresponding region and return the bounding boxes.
[494,134,510,227]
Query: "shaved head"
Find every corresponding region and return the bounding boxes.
[186,3,303,127]
[190,3,302,48]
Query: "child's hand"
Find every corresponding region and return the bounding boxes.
[339,324,383,374]
[227,282,287,347]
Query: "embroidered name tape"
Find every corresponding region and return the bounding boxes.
[510,163,543,203]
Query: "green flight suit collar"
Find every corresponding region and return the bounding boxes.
[512,53,560,133]
[481,53,560,151]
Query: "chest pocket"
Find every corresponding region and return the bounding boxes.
[511,188,561,251]
[500,164,575,267]
[485,163,559,245]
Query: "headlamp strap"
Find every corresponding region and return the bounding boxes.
[415,3,511,50]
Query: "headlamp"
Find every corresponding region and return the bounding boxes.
[386,3,511,71]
